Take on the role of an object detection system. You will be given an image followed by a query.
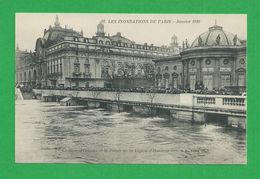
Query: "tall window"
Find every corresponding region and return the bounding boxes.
[117,62,125,76]
[238,74,245,86]
[74,63,80,73]
[50,62,52,73]
[157,67,161,73]
[53,61,55,73]
[172,77,178,89]
[190,75,196,90]
[101,64,109,78]
[163,73,170,88]
[203,75,213,90]
[84,64,90,74]
[56,60,59,73]
[60,59,62,73]
[131,63,136,76]
[221,74,230,88]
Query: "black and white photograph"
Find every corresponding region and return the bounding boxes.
[15,13,247,164]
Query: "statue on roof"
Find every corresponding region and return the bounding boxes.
[54,15,60,27]
[96,21,105,37]
[80,29,84,36]
[233,34,238,45]
[198,36,203,46]
[171,35,178,46]
[185,39,189,48]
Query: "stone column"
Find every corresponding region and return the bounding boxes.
[198,58,202,82]
[231,57,236,86]
[183,59,189,89]
[215,57,221,89]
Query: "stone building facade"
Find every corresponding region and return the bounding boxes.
[154,55,182,89]
[16,17,246,92]
[154,24,246,92]
[15,16,180,89]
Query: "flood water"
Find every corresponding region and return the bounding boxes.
[15,100,246,164]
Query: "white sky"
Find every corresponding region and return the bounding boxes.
[16,13,247,51]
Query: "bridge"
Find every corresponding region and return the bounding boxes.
[32,89,246,130]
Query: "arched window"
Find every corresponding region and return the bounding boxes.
[99,40,103,44]
[157,67,161,73]
[106,41,111,45]
[165,66,169,71]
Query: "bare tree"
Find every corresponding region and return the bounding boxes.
[90,90,102,99]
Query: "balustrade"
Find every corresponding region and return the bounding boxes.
[197,97,216,105]
[223,97,245,106]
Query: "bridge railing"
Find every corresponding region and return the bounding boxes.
[193,94,246,111]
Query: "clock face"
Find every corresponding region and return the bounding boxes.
[205,59,211,65]
[190,60,195,66]
[223,59,229,65]
[240,58,245,64]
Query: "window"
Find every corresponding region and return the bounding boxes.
[47,62,49,74]
[190,75,196,90]
[203,75,213,90]
[101,66,109,78]
[131,63,136,75]
[117,62,124,76]
[53,61,56,73]
[238,74,245,86]
[172,77,178,89]
[84,64,90,74]
[157,67,161,73]
[221,74,230,88]
[56,60,59,72]
[74,63,80,73]
[165,66,169,71]
[60,60,62,73]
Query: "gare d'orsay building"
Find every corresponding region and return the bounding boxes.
[16,16,180,89]
[16,16,246,92]
[154,24,246,91]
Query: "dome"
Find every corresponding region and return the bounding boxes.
[97,22,104,29]
[191,25,241,47]
[171,34,177,40]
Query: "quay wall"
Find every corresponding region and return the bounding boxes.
[35,89,181,106]
[33,89,246,130]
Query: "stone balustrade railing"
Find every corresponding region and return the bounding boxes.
[193,94,246,110]
[33,89,246,112]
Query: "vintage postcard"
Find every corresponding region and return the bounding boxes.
[15,13,247,164]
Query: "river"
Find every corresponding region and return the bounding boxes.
[15,99,246,164]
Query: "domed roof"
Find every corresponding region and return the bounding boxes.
[191,25,241,47]
[171,34,177,39]
[97,22,104,29]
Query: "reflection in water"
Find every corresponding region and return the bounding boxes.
[15,100,246,164]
